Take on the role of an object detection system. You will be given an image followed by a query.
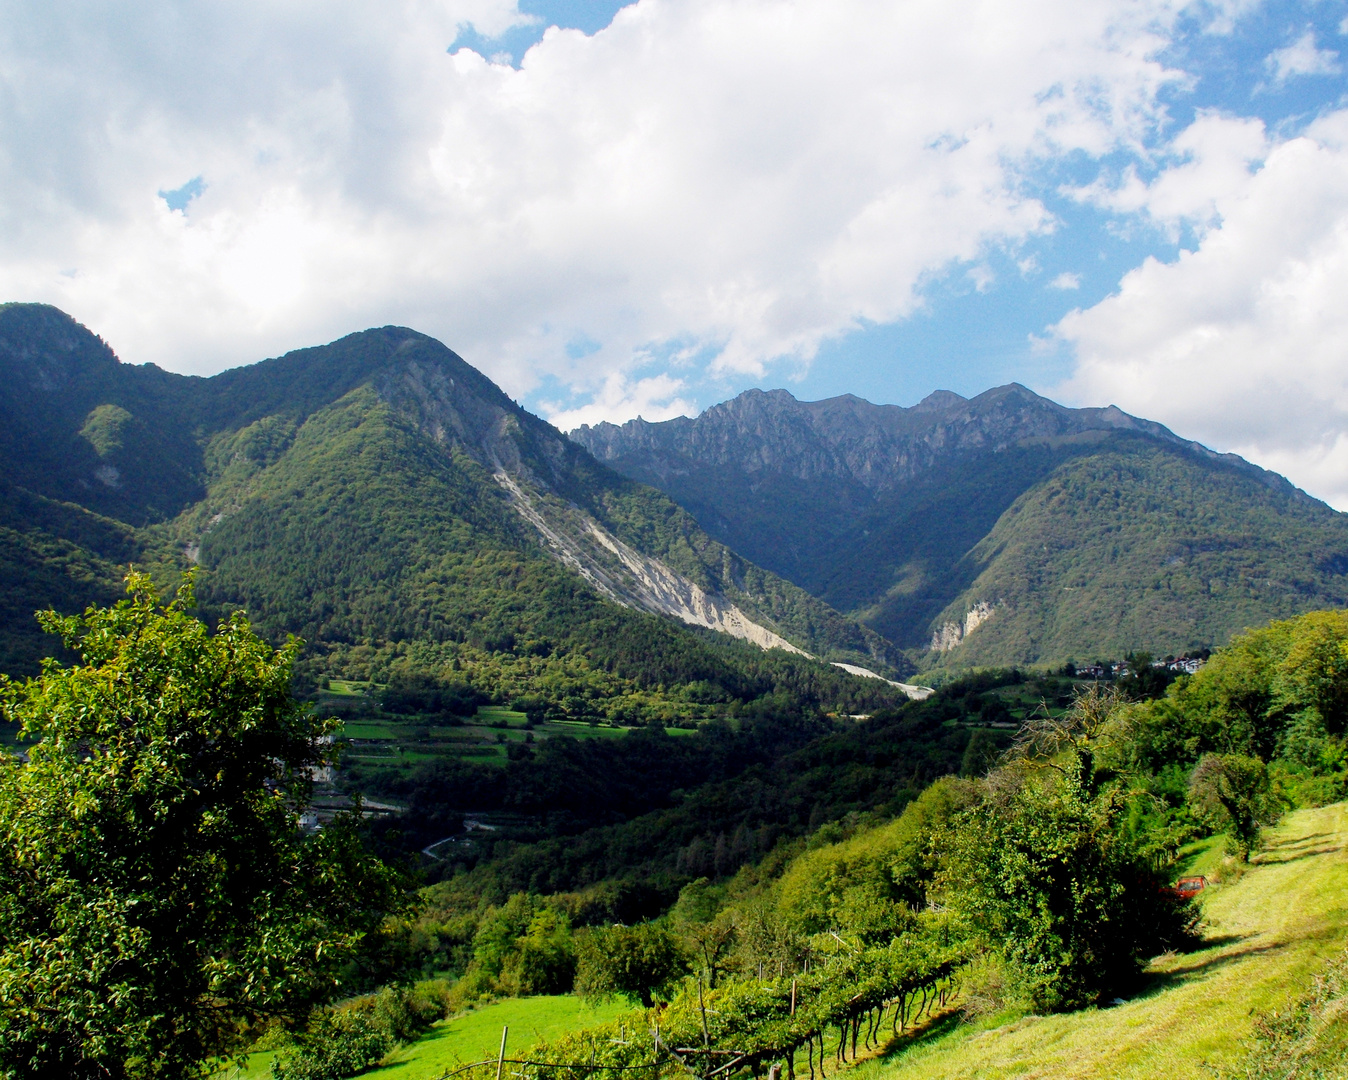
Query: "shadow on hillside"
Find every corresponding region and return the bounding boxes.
[1252,831,1342,865]
[873,1009,966,1063]
[1253,845,1342,865]
[1132,936,1285,1001]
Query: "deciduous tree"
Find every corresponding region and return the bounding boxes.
[0,573,403,1080]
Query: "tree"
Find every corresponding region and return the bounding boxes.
[0,573,403,1080]
[940,757,1191,1010]
[576,922,687,1008]
[503,908,577,995]
[1188,752,1279,858]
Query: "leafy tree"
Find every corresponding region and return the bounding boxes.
[0,574,403,1080]
[576,922,687,1008]
[472,893,541,981]
[939,759,1190,1010]
[503,908,577,995]
[1188,753,1279,858]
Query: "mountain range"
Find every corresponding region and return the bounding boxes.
[4,300,1347,686]
[0,303,900,715]
[572,385,1348,668]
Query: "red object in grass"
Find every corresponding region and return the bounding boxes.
[1171,875,1207,897]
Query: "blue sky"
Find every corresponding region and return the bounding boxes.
[3,0,1348,503]
[491,0,1348,413]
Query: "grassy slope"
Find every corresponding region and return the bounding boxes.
[373,996,627,1080]
[859,803,1348,1080]
[222,997,625,1080]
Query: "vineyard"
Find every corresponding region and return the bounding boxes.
[449,924,969,1080]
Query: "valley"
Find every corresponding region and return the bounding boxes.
[6,304,1348,1080]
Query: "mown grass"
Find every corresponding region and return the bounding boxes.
[476,706,528,726]
[852,802,1348,1080]
[218,996,625,1080]
[370,995,627,1080]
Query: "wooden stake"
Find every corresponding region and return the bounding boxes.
[496,1025,509,1080]
[698,978,711,1053]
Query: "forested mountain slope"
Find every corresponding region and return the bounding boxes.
[0,303,894,685]
[572,386,1348,668]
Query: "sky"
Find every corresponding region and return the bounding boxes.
[2,2,1348,506]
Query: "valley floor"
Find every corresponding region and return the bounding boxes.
[858,803,1348,1080]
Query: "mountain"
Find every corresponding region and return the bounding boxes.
[0,304,904,706]
[571,385,1348,668]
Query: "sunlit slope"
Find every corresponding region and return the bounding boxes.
[927,440,1348,668]
[860,803,1348,1080]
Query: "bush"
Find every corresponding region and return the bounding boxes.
[575,922,687,1008]
[1188,753,1280,859]
[940,762,1195,1011]
[271,1010,392,1080]
[271,985,447,1080]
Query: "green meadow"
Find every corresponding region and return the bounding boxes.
[851,803,1348,1080]
[373,996,627,1080]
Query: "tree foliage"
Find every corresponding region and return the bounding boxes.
[1187,753,1277,858]
[576,922,688,1008]
[0,574,402,1080]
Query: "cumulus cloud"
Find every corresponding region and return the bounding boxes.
[1049,272,1082,289]
[1054,111,1348,509]
[1069,111,1269,235]
[1265,30,1341,83]
[0,0,1192,421]
[545,370,696,431]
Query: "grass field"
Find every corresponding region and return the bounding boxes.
[332,700,709,791]
[218,996,625,1080]
[371,996,627,1080]
[853,802,1348,1080]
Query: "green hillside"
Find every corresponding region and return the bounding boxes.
[573,387,1348,670]
[857,803,1348,1080]
[0,303,894,682]
[925,437,1348,669]
[0,482,148,673]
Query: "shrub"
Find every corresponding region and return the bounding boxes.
[1188,753,1280,859]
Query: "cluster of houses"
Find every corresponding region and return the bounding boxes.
[1156,656,1206,675]
[1072,655,1206,679]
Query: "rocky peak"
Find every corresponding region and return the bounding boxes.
[571,382,1198,495]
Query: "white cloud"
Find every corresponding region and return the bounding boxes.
[1054,110,1348,509]
[1049,272,1082,289]
[1068,111,1269,236]
[0,0,1192,423]
[1265,31,1342,83]
[546,370,696,431]
[1197,0,1264,35]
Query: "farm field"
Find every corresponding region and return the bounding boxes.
[372,996,628,1080]
[854,802,1348,1080]
[326,691,704,788]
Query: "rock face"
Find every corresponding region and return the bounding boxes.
[570,385,1348,668]
[930,601,997,653]
[0,304,897,674]
[574,384,1285,499]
